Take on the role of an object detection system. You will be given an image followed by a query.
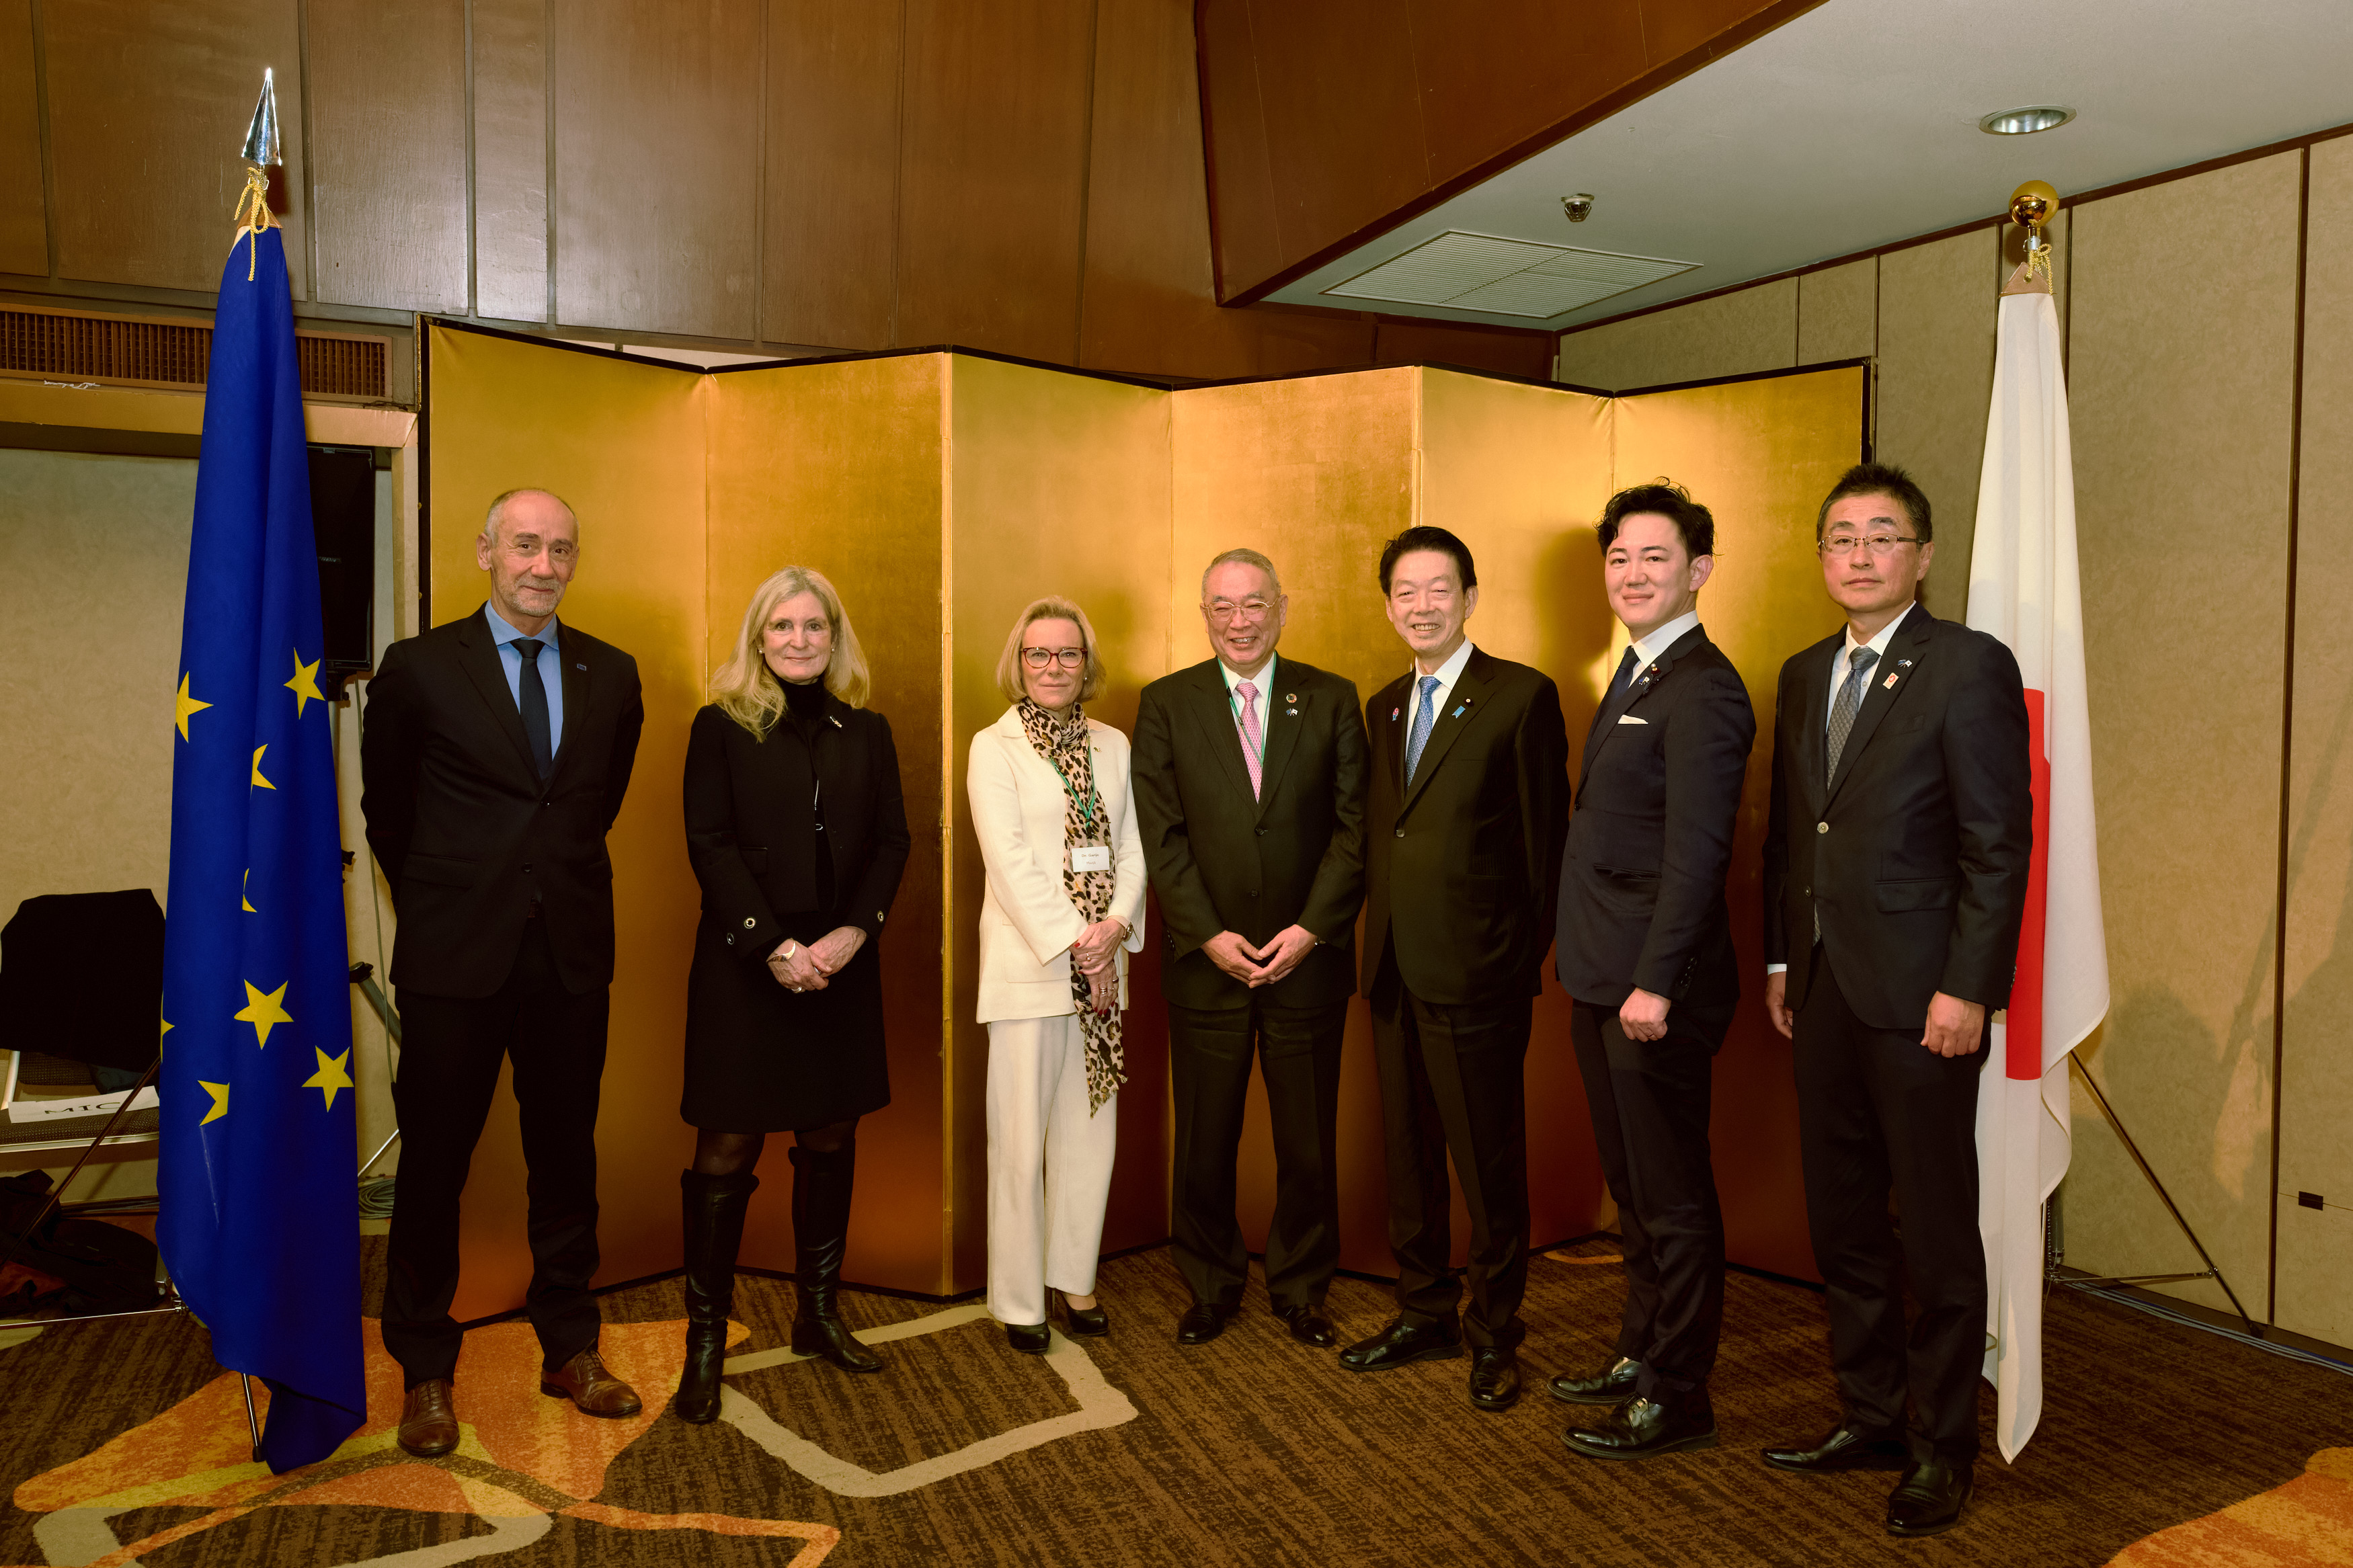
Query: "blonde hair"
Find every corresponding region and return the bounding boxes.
[711,567,871,735]
[996,595,1107,705]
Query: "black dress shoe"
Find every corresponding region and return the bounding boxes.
[1761,1422,1911,1474]
[1176,1302,1234,1345]
[1277,1305,1336,1348]
[1564,1392,1718,1460]
[1005,1321,1051,1355]
[1339,1317,1462,1372]
[1060,1295,1109,1337]
[1468,1346,1521,1411]
[1886,1459,1972,1537]
[1548,1355,1642,1405]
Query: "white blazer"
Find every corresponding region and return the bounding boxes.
[969,706,1148,1024]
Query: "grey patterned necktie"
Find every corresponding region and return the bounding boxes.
[1826,647,1879,782]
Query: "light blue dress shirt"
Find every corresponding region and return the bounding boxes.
[482,601,565,754]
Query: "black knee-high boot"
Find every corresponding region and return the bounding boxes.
[789,1144,882,1373]
[676,1167,758,1422]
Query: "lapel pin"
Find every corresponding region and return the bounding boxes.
[1899,659,1913,667]
[575,663,587,671]
[1287,707,1298,716]
[830,715,844,727]
[1450,704,1466,718]
[1391,707,1400,721]
[1882,673,1899,689]
[1285,693,1297,704]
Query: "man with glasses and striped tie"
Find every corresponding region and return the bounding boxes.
[1759,462,2032,1538]
[1131,548,1369,1350]
[1342,526,1569,1413]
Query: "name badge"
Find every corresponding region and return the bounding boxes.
[1070,845,1113,873]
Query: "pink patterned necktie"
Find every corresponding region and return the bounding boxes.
[1236,681,1265,798]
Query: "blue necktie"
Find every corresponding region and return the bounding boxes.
[514,637,553,780]
[1404,674,1441,784]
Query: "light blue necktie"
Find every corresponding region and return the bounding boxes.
[1404,674,1441,784]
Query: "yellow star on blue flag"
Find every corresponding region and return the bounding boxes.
[302,1048,353,1111]
[233,980,292,1048]
[284,652,323,717]
[175,673,212,740]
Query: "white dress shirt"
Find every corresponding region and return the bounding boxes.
[1219,653,1281,772]
[1624,608,1702,689]
[1406,638,1476,727]
[1769,600,1918,976]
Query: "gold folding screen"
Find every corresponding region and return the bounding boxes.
[423,321,1862,1305]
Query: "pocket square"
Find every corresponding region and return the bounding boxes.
[1616,714,1649,725]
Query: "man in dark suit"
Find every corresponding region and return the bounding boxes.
[360,487,647,1457]
[1550,483,1755,1462]
[1132,548,1367,1350]
[1760,463,2030,1538]
[1339,526,1569,1412]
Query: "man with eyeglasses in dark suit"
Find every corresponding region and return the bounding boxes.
[1131,548,1368,1350]
[1759,462,2031,1538]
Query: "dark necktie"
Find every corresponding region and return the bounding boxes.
[1825,647,1879,782]
[1608,645,1639,707]
[513,637,553,780]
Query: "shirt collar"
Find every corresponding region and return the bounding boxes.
[1843,600,1915,664]
[1413,638,1475,690]
[1218,653,1279,696]
[1628,608,1702,671]
[483,600,559,649]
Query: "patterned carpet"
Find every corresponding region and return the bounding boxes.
[2,1238,2350,1567]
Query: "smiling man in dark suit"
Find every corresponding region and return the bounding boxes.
[1340,526,1570,1412]
[1760,462,2030,1538]
[1551,481,1755,1462]
[360,487,646,1458]
[1132,548,1367,1349]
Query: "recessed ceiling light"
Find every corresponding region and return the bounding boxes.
[1979,106,2076,136]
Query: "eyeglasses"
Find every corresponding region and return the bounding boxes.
[1819,533,1922,559]
[1021,647,1086,671]
[1203,599,1273,625]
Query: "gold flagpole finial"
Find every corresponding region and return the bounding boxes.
[2003,180,2059,296]
[231,68,282,280]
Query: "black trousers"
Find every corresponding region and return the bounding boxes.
[1168,993,1348,1311]
[1794,950,1988,1464]
[383,918,610,1385]
[1371,954,1532,1350]
[1570,995,1731,1397]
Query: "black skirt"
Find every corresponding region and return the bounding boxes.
[680,907,890,1132]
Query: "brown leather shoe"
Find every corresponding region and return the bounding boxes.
[397,1378,459,1457]
[540,1348,643,1418]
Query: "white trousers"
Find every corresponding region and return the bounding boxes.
[986,1013,1119,1326]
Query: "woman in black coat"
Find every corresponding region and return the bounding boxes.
[674,565,910,1423]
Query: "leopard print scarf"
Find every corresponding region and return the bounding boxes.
[1016,698,1124,1114]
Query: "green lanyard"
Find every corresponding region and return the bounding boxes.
[1047,751,1099,835]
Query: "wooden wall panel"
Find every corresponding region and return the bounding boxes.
[1193,0,1283,303]
[895,0,1096,363]
[2065,153,2303,1321]
[553,0,760,339]
[1244,0,1427,273]
[306,0,467,312]
[1374,318,1553,380]
[1079,0,1265,380]
[762,0,902,349]
[2279,138,2353,1347]
[1406,0,1642,183]
[0,0,45,277]
[44,0,308,297]
[472,0,548,323]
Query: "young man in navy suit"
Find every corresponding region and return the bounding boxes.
[1550,482,1755,1462]
[1760,463,2031,1538]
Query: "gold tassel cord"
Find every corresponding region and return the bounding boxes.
[231,164,278,283]
[2023,238,2055,284]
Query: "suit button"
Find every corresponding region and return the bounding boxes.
[1254,826,1267,836]
[742,917,757,929]
[1248,890,1259,899]
[1395,828,1405,838]
[522,863,533,872]
[1816,822,1828,835]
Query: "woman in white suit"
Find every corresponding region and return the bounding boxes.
[968,595,1147,1354]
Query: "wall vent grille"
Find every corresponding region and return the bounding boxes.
[1324,231,1699,319]
[0,305,390,399]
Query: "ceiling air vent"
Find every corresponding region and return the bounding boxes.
[1324,231,1699,319]
[0,304,391,399]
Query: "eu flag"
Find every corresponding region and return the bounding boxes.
[157,214,365,1472]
